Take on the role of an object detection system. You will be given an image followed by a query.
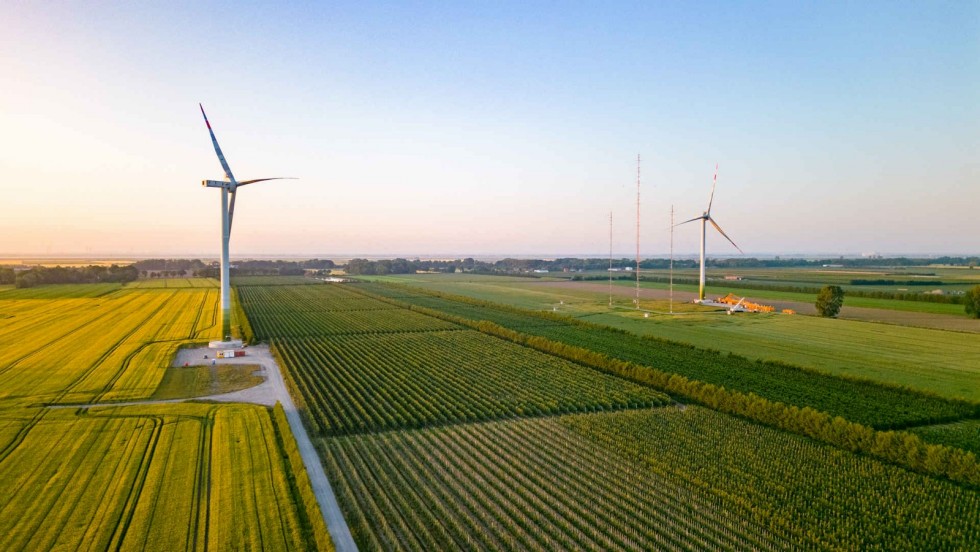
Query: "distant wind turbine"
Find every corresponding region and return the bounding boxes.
[677,165,742,302]
[200,104,295,343]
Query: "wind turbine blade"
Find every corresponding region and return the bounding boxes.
[228,190,237,233]
[708,217,743,253]
[237,177,297,187]
[199,104,236,183]
[675,215,704,226]
[706,163,718,215]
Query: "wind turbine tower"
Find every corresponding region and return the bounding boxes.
[199,104,294,345]
[677,165,742,302]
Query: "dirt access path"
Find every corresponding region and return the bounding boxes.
[537,280,980,333]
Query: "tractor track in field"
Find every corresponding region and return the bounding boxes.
[0,291,149,379]
[48,343,359,552]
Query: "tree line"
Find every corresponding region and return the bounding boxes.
[5,265,138,288]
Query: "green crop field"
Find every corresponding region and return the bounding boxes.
[234,275,324,286]
[242,284,668,435]
[125,277,218,289]
[360,273,980,401]
[239,280,979,550]
[325,408,979,551]
[0,284,334,551]
[275,331,669,435]
[356,282,978,427]
[0,403,320,551]
[910,420,980,455]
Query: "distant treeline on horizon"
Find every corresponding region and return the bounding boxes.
[3,256,977,285]
[342,255,980,275]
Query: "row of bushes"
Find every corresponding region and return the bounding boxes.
[356,286,979,488]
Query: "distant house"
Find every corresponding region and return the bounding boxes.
[533,269,549,273]
[724,275,742,281]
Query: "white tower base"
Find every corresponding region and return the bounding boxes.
[209,339,244,349]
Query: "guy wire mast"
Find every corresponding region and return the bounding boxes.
[670,204,675,314]
[635,154,641,310]
[609,210,613,307]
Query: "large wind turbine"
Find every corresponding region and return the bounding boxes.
[677,165,742,302]
[200,104,293,343]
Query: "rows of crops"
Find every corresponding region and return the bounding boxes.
[0,282,122,299]
[125,278,218,289]
[275,330,669,436]
[235,281,979,549]
[0,403,330,551]
[233,275,323,286]
[562,407,980,550]
[356,283,977,428]
[324,408,979,551]
[911,420,980,455]
[240,283,460,339]
[239,283,398,312]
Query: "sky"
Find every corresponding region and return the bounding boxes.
[1,1,977,259]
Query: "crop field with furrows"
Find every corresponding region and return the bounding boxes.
[353,283,979,429]
[238,282,400,313]
[358,274,980,396]
[241,284,459,339]
[0,287,221,406]
[124,278,218,288]
[0,402,329,552]
[233,275,324,286]
[275,330,669,436]
[910,420,980,455]
[0,284,333,551]
[323,408,979,551]
[253,307,461,339]
[0,282,122,299]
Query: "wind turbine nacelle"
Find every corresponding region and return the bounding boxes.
[203,180,232,189]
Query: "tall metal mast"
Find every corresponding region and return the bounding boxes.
[608,211,613,308]
[670,204,674,314]
[635,154,640,310]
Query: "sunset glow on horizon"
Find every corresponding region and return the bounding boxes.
[2,2,977,258]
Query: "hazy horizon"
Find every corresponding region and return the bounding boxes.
[2,251,977,264]
[2,2,977,257]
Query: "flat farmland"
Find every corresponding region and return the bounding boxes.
[362,274,980,401]
[275,331,669,435]
[125,277,218,289]
[240,281,979,550]
[0,286,221,406]
[0,403,321,551]
[358,282,978,427]
[0,284,333,551]
[324,408,979,551]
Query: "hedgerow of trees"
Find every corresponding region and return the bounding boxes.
[12,265,138,288]
[815,285,845,317]
[965,285,980,319]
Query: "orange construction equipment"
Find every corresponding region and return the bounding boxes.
[716,293,775,313]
